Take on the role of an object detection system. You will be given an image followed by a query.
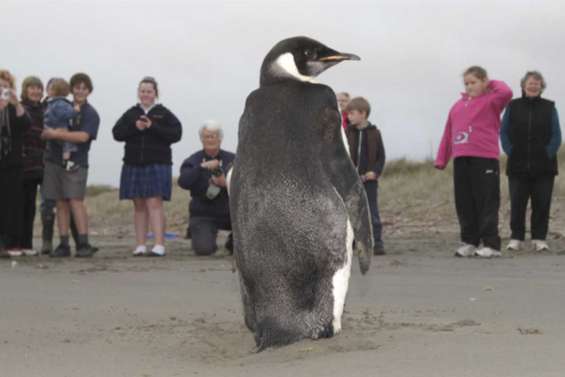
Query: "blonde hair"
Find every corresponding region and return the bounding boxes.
[49,78,70,97]
[463,66,488,81]
[0,69,16,89]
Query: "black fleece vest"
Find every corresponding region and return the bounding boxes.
[507,97,557,177]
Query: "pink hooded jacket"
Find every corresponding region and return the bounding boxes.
[435,80,513,168]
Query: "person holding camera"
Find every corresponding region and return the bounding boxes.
[178,121,235,256]
[113,76,182,257]
[0,69,30,256]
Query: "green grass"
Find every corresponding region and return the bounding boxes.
[83,150,565,239]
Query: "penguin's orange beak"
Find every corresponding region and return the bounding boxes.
[319,52,361,62]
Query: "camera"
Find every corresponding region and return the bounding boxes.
[211,167,224,177]
[0,88,12,101]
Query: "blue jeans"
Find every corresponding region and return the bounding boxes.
[364,181,383,249]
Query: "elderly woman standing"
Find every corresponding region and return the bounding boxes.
[178,121,235,256]
[19,76,46,255]
[113,77,182,257]
[501,71,561,252]
[0,69,30,256]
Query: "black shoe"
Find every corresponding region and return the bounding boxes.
[373,245,386,255]
[50,244,71,258]
[76,244,96,258]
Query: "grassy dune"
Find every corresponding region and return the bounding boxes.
[84,150,565,239]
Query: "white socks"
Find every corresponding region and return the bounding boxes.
[133,244,166,256]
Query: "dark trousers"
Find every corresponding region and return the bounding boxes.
[20,177,42,249]
[453,157,501,250]
[364,181,383,248]
[189,216,232,256]
[508,175,555,240]
[0,167,24,249]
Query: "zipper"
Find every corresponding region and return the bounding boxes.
[140,109,145,164]
[357,131,363,173]
[527,106,532,173]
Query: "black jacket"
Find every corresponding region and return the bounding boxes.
[0,104,30,169]
[178,149,235,220]
[345,123,386,177]
[21,99,45,179]
[112,104,182,165]
[502,96,560,177]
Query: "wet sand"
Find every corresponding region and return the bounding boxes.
[1,234,565,377]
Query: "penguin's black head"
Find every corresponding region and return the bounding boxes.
[260,36,360,86]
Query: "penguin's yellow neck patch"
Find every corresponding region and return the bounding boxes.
[273,53,317,83]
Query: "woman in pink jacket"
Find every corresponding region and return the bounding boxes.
[435,66,512,258]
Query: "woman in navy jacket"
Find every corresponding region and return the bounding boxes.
[113,77,182,257]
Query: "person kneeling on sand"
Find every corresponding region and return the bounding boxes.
[178,121,235,256]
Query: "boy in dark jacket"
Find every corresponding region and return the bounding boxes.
[345,97,386,255]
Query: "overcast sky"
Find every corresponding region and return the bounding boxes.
[3,0,564,186]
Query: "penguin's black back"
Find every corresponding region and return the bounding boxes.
[236,81,338,183]
[231,79,347,291]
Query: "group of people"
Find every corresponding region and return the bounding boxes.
[0,69,237,258]
[0,66,561,260]
[435,67,561,258]
[0,70,100,258]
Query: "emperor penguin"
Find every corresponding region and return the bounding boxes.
[230,36,373,351]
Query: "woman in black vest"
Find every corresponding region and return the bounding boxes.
[500,71,561,252]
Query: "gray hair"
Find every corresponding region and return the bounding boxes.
[199,120,224,141]
[521,70,547,92]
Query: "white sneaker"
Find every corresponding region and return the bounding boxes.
[22,249,38,256]
[532,240,549,252]
[132,245,147,256]
[455,244,476,257]
[475,247,502,258]
[506,239,522,251]
[7,250,23,257]
[150,244,166,257]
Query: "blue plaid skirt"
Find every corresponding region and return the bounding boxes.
[119,164,172,201]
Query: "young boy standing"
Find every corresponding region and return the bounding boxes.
[345,97,386,255]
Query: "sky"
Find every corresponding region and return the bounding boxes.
[3,0,564,186]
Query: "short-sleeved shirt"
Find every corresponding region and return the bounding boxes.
[45,101,100,168]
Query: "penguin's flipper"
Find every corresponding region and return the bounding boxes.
[319,104,373,274]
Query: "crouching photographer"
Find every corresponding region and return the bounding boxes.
[178,121,235,256]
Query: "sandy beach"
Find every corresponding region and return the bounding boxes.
[1,233,564,377]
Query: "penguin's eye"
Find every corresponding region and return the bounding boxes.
[303,49,316,59]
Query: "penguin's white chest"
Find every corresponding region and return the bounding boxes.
[331,219,354,333]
